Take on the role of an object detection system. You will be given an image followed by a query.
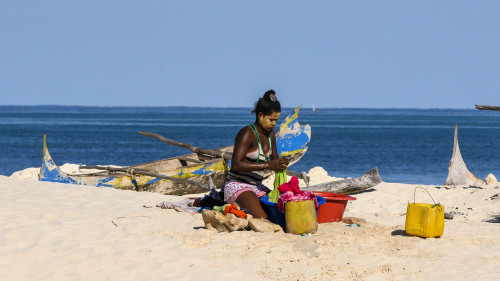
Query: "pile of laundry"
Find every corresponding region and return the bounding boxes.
[155,187,282,233]
[155,187,225,214]
[155,174,318,233]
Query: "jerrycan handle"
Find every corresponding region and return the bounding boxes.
[413,187,437,205]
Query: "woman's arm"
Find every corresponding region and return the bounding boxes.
[270,131,279,160]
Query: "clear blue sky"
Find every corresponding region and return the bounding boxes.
[1,1,499,108]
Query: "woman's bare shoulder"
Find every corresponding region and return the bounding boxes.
[235,125,254,142]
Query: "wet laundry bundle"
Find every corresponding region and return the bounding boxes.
[276,176,318,213]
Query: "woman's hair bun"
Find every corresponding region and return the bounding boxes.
[253,89,281,116]
[263,89,277,102]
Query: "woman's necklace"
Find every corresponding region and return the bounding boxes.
[249,123,272,162]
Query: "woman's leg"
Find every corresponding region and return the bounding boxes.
[235,191,268,219]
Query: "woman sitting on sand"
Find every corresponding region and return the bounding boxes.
[224,90,289,218]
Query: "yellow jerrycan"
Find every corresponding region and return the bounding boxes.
[285,200,318,235]
[405,187,444,238]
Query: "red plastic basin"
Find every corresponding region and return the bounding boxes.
[312,191,356,223]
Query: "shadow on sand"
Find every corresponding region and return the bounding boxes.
[390,229,408,236]
[484,214,500,223]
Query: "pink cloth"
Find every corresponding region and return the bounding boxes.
[277,191,318,212]
[276,176,318,212]
[223,180,270,204]
[277,176,301,194]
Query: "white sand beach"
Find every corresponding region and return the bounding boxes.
[1,167,499,280]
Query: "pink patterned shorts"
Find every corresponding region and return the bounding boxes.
[223,180,270,204]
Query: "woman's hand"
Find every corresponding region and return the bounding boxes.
[280,157,289,167]
[266,157,289,170]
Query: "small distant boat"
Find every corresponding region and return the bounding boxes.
[39,106,312,195]
[475,105,500,111]
[445,125,485,186]
[312,104,323,113]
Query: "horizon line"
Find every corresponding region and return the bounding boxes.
[0,104,485,110]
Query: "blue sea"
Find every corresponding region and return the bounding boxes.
[1,105,499,185]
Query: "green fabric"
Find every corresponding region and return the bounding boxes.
[268,169,287,203]
[213,204,232,213]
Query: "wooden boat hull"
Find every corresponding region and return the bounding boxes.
[302,168,383,194]
[39,107,311,195]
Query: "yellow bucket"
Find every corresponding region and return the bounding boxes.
[405,187,444,238]
[285,200,318,235]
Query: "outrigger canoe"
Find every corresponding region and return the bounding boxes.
[39,106,311,195]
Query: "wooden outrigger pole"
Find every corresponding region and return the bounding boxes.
[80,165,212,190]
